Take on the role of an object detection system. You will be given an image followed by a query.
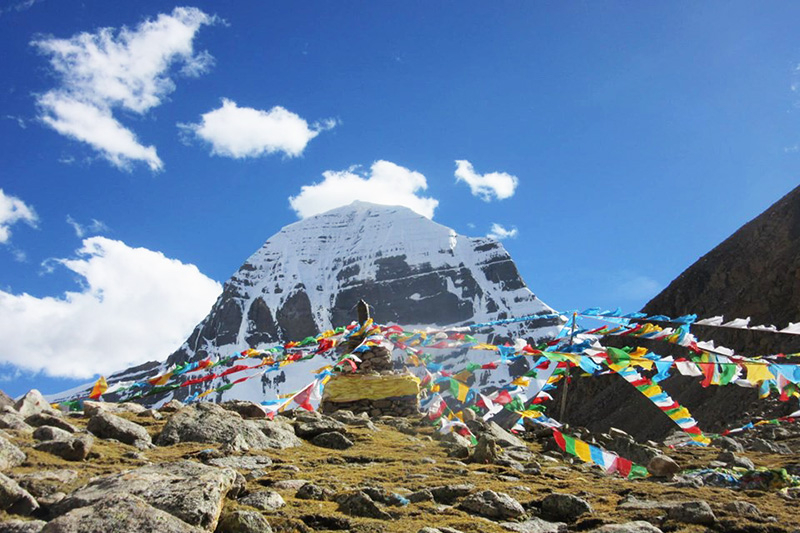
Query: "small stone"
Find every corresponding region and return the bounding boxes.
[713,436,745,453]
[271,479,309,491]
[541,493,593,522]
[717,451,755,470]
[311,431,354,449]
[471,436,499,464]
[429,484,475,504]
[137,409,163,420]
[239,490,285,512]
[408,489,434,503]
[723,500,761,518]
[459,490,525,519]
[336,490,391,520]
[646,455,680,478]
[296,482,334,501]
[666,500,716,525]
[294,417,346,439]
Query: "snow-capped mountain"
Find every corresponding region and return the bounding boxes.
[61,202,563,406]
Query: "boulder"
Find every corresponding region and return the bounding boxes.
[137,408,163,420]
[159,399,185,413]
[238,490,285,512]
[459,490,525,519]
[586,522,663,533]
[270,479,309,491]
[87,411,151,447]
[42,493,204,533]
[82,401,146,417]
[429,484,475,504]
[407,489,434,503]
[311,431,354,449]
[646,455,680,478]
[296,482,334,501]
[216,510,273,533]
[0,410,33,433]
[723,500,761,518]
[471,436,499,464]
[13,469,78,500]
[0,473,39,516]
[157,403,299,450]
[666,501,716,525]
[717,451,755,470]
[0,520,48,533]
[14,390,57,419]
[336,490,391,520]
[221,400,267,419]
[294,417,346,439]
[52,460,238,530]
[32,426,72,442]
[24,413,76,433]
[206,455,273,471]
[541,493,593,522]
[0,434,26,470]
[0,391,14,410]
[501,518,567,533]
[712,436,745,453]
[34,435,93,461]
[466,420,527,448]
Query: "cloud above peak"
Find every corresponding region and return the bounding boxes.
[455,160,519,201]
[289,160,439,219]
[181,99,335,158]
[32,7,217,171]
[0,189,37,244]
[487,223,518,241]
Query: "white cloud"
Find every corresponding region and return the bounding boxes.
[289,160,439,219]
[66,215,109,238]
[487,223,518,241]
[32,7,216,171]
[0,189,38,244]
[181,99,335,159]
[454,160,519,201]
[0,237,222,378]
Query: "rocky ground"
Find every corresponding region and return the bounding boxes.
[0,390,798,533]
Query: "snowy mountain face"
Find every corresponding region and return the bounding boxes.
[90,202,562,406]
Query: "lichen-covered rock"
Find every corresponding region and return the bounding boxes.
[52,460,238,530]
[541,493,593,522]
[0,434,26,470]
[34,434,93,461]
[471,436,499,464]
[336,490,391,520]
[12,469,78,501]
[0,519,48,533]
[0,410,33,433]
[666,501,716,525]
[296,482,334,501]
[206,455,273,471]
[42,493,204,533]
[221,401,267,419]
[465,420,526,448]
[24,413,76,433]
[14,390,58,419]
[82,401,146,418]
[157,403,298,450]
[249,419,303,449]
[87,411,151,447]
[216,510,273,533]
[238,490,285,512]
[0,473,39,516]
[459,490,524,520]
[586,522,663,533]
[159,399,185,413]
[723,500,761,518]
[294,417,346,439]
[32,426,72,442]
[429,484,475,504]
[311,431,353,449]
[500,518,567,533]
[646,455,680,478]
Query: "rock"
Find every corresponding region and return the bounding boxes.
[329,410,377,430]
[602,429,660,465]
[34,435,93,461]
[336,490,391,520]
[296,482,334,501]
[0,434,26,470]
[239,490,285,512]
[471,436,499,464]
[311,431,354,449]
[294,417,346,439]
[271,479,309,491]
[723,500,761,518]
[221,400,267,419]
[24,413,75,433]
[137,408,163,420]
[207,455,273,471]
[418,529,465,533]
[541,493,593,522]
[0,473,39,516]
[42,493,203,533]
[0,411,33,433]
[86,411,152,448]
[713,436,745,453]
[32,426,72,442]
[429,484,475,504]
[459,490,525,519]
[360,487,407,507]
[14,390,57,419]
[157,403,299,450]
[666,500,716,525]
[746,438,792,454]
[501,517,568,533]
[12,470,78,500]
[82,401,146,417]
[0,520,47,533]
[216,510,273,533]
[466,420,527,448]
[586,522,663,533]
[52,460,238,530]
[646,455,680,478]
[159,399,185,413]
[408,489,433,503]
[717,451,755,470]
[0,391,14,410]
[249,419,303,449]
[300,514,352,531]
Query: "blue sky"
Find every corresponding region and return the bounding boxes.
[1,1,799,397]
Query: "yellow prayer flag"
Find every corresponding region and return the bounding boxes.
[456,382,470,402]
[511,376,530,387]
[573,439,592,463]
[744,363,775,384]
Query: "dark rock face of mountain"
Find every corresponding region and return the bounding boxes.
[644,184,800,352]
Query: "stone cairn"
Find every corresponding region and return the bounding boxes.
[320,300,420,418]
